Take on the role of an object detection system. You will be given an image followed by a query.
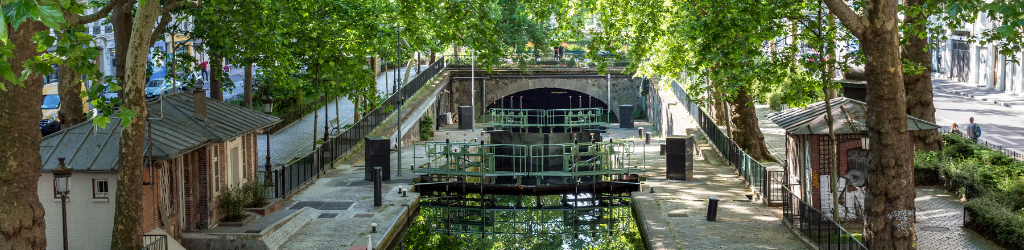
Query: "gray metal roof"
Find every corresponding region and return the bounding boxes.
[39,92,281,172]
[766,97,941,135]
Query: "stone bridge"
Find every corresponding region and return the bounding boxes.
[446,69,642,121]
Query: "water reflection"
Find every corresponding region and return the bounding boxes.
[401,193,644,250]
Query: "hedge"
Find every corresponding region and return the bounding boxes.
[914,133,1024,249]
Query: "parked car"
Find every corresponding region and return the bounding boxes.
[40,83,90,136]
[145,78,182,99]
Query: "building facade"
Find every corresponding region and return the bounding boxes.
[931,11,1024,96]
[37,91,279,249]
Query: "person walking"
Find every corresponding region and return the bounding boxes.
[950,123,963,136]
[967,117,982,142]
[200,61,208,79]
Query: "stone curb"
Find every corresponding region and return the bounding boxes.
[932,86,1015,109]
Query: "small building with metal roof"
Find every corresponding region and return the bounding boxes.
[766,97,940,223]
[36,90,280,249]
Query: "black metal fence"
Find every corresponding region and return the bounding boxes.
[140,235,167,250]
[939,128,1024,163]
[262,56,447,198]
[781,184,868,250]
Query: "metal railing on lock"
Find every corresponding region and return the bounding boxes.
[263,56,446,198]
[483,108,546,129]
[546,108,607,128]
[140,235,167,250]
[412,141,646,182]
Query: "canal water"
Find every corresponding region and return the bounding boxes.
[399,193,645,250]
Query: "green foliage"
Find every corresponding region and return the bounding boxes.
[242,180,271,208]
[914,133,1024,248]
[217,184,251,222]
[420,115,435,140]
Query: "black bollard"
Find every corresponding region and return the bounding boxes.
[645,132,652,145]
[638,127,644,138]
[707,196,719,221]
[373,167,383,207]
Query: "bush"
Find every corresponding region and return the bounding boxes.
[914,133,1024,249]
[767,91,783,112]
[217,185,250,222]
[242,180,271,208]
[965,196,1024,249]
[420,115,435,140]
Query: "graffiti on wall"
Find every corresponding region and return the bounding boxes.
[820,149,869,222]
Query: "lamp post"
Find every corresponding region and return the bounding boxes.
[396,26,405,177]
[52,157,73,250]
[262,94,275,182]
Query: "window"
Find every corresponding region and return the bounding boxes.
[93,179,109,199]
[214,146,220,192]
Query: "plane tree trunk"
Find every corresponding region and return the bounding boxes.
[728,86,775,162]
[210,55,224,101]
[822,0,918,248]
[902,0,942,152]
[0,19,49,250]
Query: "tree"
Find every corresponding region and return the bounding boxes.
[822,0,917,248]
[103,0,191,249]
[55,1,115,129]
[0,17,50,250]
[901,0,942,151]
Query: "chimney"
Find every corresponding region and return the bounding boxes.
[193,88,207,121]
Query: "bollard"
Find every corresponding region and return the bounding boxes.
[645,132,652,145]
[707,196,719,221]
[638,127,644,138]
[373,167,383,207]
[371,223,378,233]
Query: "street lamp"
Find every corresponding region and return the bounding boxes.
[52,157,73,250]
[262,94,275,182]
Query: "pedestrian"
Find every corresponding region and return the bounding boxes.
[950,123,963,136]
[967,117,982,142]
[200,61,208,79]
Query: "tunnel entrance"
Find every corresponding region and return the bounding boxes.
[484,88,617,132]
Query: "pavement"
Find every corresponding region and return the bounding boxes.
[755,104,1006,250]
[623,119,808,250]
[914,187,1004,250]
[256,65,430,169]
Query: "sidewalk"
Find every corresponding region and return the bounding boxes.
[624,119,808,249]
[754,104,1005,250]
[931,74,1022,109]
[256,65,428,169]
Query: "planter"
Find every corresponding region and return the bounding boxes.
[219,213,257,227]
[246,198,285,216]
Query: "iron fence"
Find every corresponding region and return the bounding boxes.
[140,235,167,250]
[444,53,630,70]
[781,184,868,250]
[938,128,1024,163]
[263,56,446,198]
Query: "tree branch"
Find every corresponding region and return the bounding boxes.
[80,0,117,24]
[822,0,866,38]
[122,0,137,15]
[162,0,198,14]
[149,12,173,48]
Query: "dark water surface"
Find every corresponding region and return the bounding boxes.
[400,193,644,250]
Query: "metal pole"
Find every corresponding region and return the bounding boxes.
[397,27,403,177]
[471,50,476,121]
[265,128,272,182]
[61,192,68,250]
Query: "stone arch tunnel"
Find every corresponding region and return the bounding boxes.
[447,70,642,123]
